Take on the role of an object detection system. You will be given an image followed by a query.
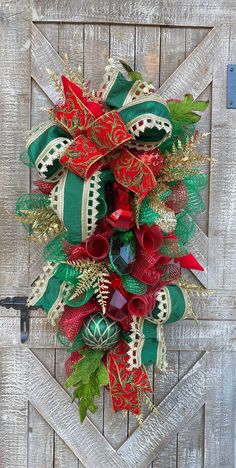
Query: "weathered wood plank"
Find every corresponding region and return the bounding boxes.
[84,24,109,89]
[204,352,236,467]
[28,349,55,468]
[0,349,28,467]
[208,24,236,289]
[135,26,160,88]
[32,0,236,27]
[152,352,179,468]
[1,317,236,351]
[28,350,126,468]
[0,1,31,297]
[158,26,218,100]
[160,27,186,86]
[54,349,79,468]
[117,352,223,467]
[177,351,204,468]
[31,23,64,103]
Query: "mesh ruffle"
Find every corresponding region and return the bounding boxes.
[160,237,187,258]
[16,193,50,215]
[139,196,159,225]
[122,274,148,294]
[43,233,70,263]
[175,213,196,244]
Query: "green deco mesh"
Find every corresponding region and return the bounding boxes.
[175,213,196,245]
[56,331,71,347]
[122,274,147,294]
[160,237,188,258]
[139,196,159,225]
[20,150,34,167]
[44,232,71,263]
[16,193,50,215]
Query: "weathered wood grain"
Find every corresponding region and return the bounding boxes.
[135,26,160,88]
[31,0,236,27]
[0,1,31,297]
[117,351,224,467]
[54,349,79,468]
[31,23,64,103]
[177,352,204,468]
[0,316,235,351]
[158,26,218,100]
[208,24,236,289]
[28,350,127,468]
[28,349,55,468]
[204,352,236,467]
[0,349,28,468]
[152,352,179,467]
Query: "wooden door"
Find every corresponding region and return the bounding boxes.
[0,2,235,467]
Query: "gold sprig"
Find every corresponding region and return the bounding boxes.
[148,189,177,233]
[11,208,64,243]
[160,133,211,182]
[46,68,63,96]
[68,258,111,314]
[64,53,86,90]
[178,280,213,297]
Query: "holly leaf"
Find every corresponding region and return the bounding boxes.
[168,94,209,124]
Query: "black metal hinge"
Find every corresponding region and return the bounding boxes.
[0,296,30,343]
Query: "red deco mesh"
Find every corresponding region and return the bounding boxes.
[160,263,181,286]
[129,250,168,285]
[59,300,101,342]
[166,182,188,213]
[33,180,57,194]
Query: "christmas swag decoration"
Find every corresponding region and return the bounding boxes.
[16,57,209,422]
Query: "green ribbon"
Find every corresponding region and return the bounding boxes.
[104,70,172,145]
[50,170,109,244]
[149,285,187,324]
[26,122,71,179]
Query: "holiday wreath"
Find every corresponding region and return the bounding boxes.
[15,57,209,422]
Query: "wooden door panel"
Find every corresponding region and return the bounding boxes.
[0,2,235,467]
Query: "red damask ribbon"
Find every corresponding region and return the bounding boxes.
[108,340,152,414]
[52,76,157,199]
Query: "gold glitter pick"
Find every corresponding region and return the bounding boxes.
[160,133,211,183]
[68,258,111,314]
[46,68,63,96]
[149,190,177,233]
[9,208,65,243]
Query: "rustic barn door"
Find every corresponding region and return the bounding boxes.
[0,2,235,467]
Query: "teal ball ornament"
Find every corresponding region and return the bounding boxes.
[82,313,121,350]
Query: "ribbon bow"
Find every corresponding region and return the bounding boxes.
[52,76,157,200]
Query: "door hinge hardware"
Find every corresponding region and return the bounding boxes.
[227,64,236,108]
[0,296,31,343]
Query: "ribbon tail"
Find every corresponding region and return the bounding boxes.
[27,262,65,325]
[174,253,204,271]
[108,340,152,415]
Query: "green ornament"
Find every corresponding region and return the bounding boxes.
[81,313,121,350]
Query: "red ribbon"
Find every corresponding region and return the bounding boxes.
[108,340,152,414]
[52,76,157,200]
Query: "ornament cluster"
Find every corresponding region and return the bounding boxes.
[16,58,209,421]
